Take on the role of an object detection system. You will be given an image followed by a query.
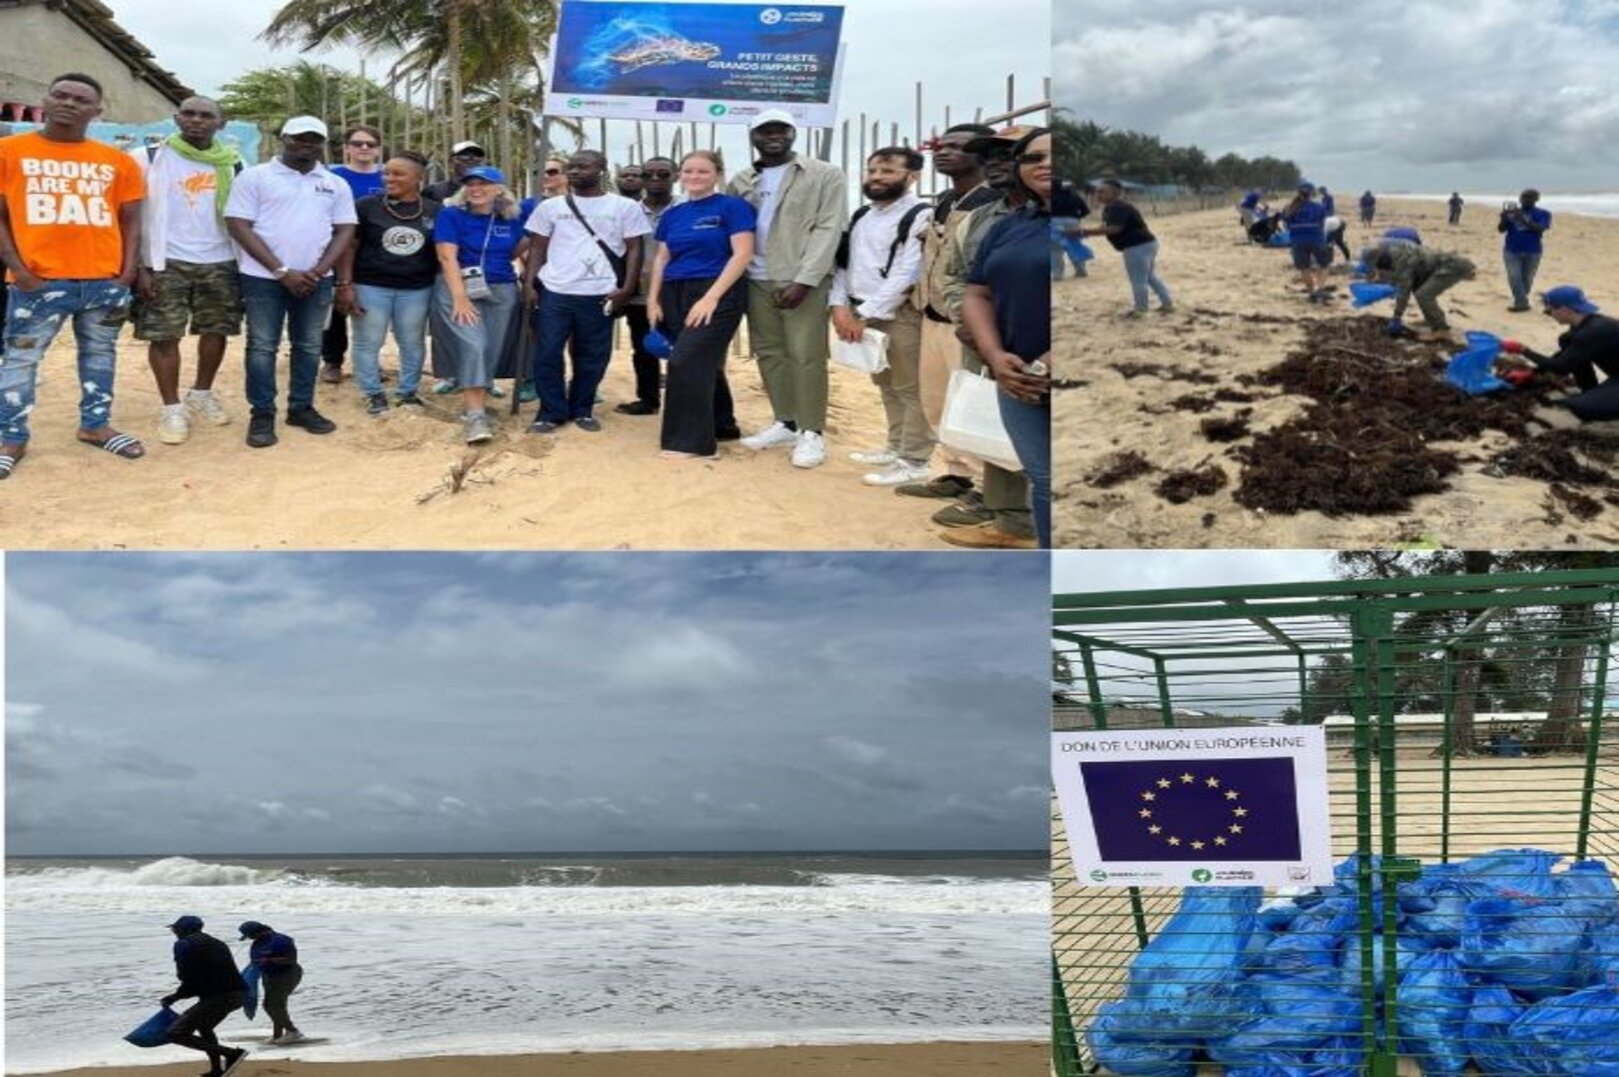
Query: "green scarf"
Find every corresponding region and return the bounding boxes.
[163,132,241,221]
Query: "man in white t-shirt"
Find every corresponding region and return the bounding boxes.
[223,115,357,449]
[520,149,647,434]
[131,96,242,446]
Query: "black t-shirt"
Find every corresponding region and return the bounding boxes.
[173,932,245,999]
[1102,200,1155,251]
[1535,314,1619,381]
[352,194,443,290]
[1050,180,1087,219]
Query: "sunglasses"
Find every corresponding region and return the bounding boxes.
[1016,151,1049,165]
[544,167,563,176]
[348,140,379,148]
[453,151,485,160]
[644,170,673,179]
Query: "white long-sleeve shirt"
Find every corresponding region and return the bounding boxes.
[831,192,926,322]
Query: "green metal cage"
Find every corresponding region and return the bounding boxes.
[1051,568,1619,1077]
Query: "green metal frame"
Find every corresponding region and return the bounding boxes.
[1052,568,1619,1076]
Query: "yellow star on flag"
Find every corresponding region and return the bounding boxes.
[1205,776,1220,788]
[1233,807,1248,817]
[1148,825,1162,834]
[1156,778,1172,788]
[1190,840,1206,850]
[1166,836,1181,846]
[1139,808,1153,819]
[1141,791,1156,801]
[1180,772,1196,784]
[1230,824,1244,834]
[1214,836,1227,846]
[1225,790,1240,801]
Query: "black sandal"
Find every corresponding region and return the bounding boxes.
[77,430,145,459]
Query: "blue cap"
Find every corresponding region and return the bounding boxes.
[1297,180,1315,192]
[460,165,507,185]
[643,327,674,360]
[168,915,203,932]
[238,920,269,940]
[1542,285,1600,314]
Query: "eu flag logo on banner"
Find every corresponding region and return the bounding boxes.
[1079,756,1302,862]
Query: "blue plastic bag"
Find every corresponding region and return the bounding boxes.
[1269,229,1290,247]
[1052,222,1094,263]
[1209,981,1360,1069]
[643,327,674,360]
[1461,895,1586,999]
[1463,983,1538,1076]
[1088,1000,1197,1077]
[123,1006,178,1047]
[1119,886,1263,1039]
[1513,982,1619,1075]
[1349,282,1397,308]
[1396,948,1474,1076]
[242,963,261,1021]
[1445,331,1508,395]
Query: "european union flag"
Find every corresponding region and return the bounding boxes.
[1080,756,1302,862]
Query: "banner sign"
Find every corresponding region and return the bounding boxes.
[1052,726,1334,888]
[546,1,846,126]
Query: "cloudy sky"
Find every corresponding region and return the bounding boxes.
[96,0,1047,169]
[1056,0,1619,192]
[6,553,1049,857]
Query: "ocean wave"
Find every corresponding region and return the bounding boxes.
[4,856,331,889]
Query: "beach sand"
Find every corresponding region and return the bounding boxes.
[1,328,961,550]
[1054,197,1619,549]
[12,1040,1044,1077]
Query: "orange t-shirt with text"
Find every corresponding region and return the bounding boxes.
[0,132,144,280]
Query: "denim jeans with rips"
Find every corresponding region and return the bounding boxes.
[0,278,130,443]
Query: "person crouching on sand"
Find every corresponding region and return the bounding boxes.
[1082,179,1173,318]
[1364,241,1475,340]
[1496,286,1619,426]
[162,915,249,1077]
[239,920,307,1045]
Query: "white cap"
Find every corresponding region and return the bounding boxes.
[281,115,328,138]
[451,140,486,155]
[749,109,797,131]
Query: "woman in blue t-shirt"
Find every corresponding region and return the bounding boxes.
[964,128,1053,547]
[646,150,756,459]
[433,165,524,444]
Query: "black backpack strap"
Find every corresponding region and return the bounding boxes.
[145,144,160,165]
[878,203,930,278]
[835,205,871,270]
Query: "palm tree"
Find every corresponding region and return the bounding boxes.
[262,0,558,145]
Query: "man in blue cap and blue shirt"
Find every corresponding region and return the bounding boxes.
[239,920,306,1046]
[1499,285,1619,423]
[1282,181,1333,304]
[1499,188,1552,312]
[162,915,249,1076]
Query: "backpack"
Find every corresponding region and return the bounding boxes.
[835,202,930,277]
[145,143,244,176]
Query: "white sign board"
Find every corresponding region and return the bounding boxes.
[1053,726,1334,888]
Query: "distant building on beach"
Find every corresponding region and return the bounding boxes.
[0,0,190,123]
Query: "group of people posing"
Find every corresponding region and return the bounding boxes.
[0,73,1051,545]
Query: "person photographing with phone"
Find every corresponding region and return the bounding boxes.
[1500,188,1552,312]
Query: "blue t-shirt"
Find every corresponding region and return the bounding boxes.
[433,206,522,284]
[655,194,756,282]
[1321,193,1336,215]
[1504,206,1552,254]
[249,931,299,976]
[1286,200,1328,245]
[968,207,1050,362]
[331,166,384,199]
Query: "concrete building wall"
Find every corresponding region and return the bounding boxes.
[0,6,180,123]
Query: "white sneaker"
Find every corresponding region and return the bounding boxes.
[185,389,231,426]
[158,405,190,445]
[848,448,898,465]
[790,430,826,468]
[277,1031,307,1045]
[741,421,799,450]
[862,460,932,486]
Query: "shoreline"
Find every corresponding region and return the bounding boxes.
[5,1040,1046,1077]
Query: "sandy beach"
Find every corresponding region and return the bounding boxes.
[11,1041,1044,1077]
[1054,196,1619,549]
[0,327,967,550]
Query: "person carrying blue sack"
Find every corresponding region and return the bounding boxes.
[1500,188,1552,312]
[1495,285,1619,424]
[160,915,249,1077]
[1363,240,1475,340]
[240,920,307,1046]
[1282,181,1333,304]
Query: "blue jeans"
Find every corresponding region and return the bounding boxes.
[1120,240,1172,312]
[534,290,615,424]
[997,392,1050,548]
[1504,251,1542,308]
[351,283,431,396]
[0,278,130,443]
[240,274,333,417]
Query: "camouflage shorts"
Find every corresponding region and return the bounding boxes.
[132,259,243,341]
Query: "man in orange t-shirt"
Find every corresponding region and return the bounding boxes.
[0,72,145,479]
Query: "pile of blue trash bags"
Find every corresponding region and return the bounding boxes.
[1087,849,1619,1076]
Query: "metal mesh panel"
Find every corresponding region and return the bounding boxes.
[1053,570,1619,1077]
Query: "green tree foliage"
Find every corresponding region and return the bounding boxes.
[1053,110,1300,190]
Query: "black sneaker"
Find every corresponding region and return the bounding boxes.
[246,414,277,448]
[575,415,602,432]
[715,425,742,441]
[614,400,658,416]
[366,392,390,416]
[395,392,426,407]
[287,406,336,434]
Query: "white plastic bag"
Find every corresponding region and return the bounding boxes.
[832,328,890,373]
[939,369,1023,472]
